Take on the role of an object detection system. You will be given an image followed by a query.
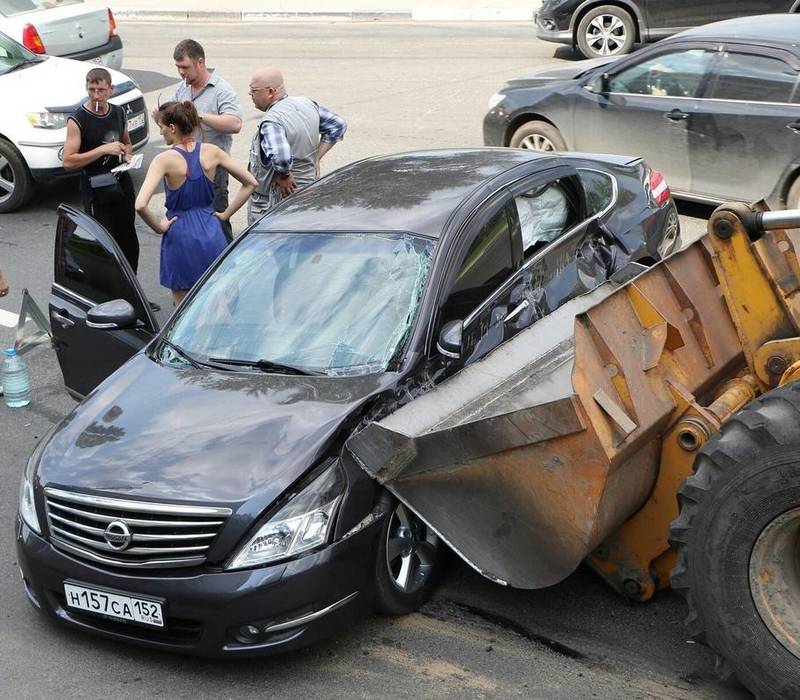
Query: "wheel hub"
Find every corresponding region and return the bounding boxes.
[749,506,800,660]
[586,15,626,56]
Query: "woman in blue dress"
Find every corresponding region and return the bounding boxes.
[135,101,256,305]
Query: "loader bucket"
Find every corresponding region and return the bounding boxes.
[347,240,743,588]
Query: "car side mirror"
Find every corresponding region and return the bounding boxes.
[599,72,610,95]
[86,299,137,330]
[437,320,463,359]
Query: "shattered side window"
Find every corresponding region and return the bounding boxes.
[165,232,434,376]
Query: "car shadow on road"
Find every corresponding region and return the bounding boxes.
[123,69,177,95]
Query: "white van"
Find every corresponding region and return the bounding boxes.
[0,30,147,212]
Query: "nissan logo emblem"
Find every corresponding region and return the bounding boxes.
[103,520,132,550]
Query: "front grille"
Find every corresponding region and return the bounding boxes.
[44,487,231,570]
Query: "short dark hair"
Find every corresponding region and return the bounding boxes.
[173,39,205,62]
[85,67,112,85]
[156,101,202,138]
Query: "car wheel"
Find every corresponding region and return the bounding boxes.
[374,493,442,615]
[0,139,34,213]
[576,5,635,59]
[509,120,567,152]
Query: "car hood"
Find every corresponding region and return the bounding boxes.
[37,353,396,508]
[2,55,136,110]
[506,57,617,87]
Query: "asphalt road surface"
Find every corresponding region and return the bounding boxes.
[0,21,737,699]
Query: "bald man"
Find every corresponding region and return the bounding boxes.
[247,67,347,225]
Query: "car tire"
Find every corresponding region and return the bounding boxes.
[373,492,443,615]
[509,120,567,152]
[0,139,34,213]
[669,384,800,699]
[576,5,635,59]
[786,174,800,220]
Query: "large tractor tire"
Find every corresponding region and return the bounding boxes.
[669,383,800,699]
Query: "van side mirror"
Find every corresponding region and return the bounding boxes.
[437,320,463,359]
[86,299,137,330]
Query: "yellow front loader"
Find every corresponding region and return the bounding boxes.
[349,203,800,699]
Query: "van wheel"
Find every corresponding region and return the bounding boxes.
[576,5,635,59]
[0,139,34,213]
[509,120,567,152]
[669,384,800,699]
[374,493,442,615]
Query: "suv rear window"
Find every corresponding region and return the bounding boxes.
[0,0,83,16]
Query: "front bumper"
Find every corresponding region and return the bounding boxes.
[61,35,124,71]
[535,13,572,45]
[25,132,148,182]
[16,512,383,657]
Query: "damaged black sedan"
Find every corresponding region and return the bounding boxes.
[16,148,678,656]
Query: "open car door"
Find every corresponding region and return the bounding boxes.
[50,204,158,399]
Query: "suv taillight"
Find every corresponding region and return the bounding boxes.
[648,168,671,207]
[108,9,118,38]
[22,24,45,54]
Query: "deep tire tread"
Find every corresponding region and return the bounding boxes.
[669,384,800,699]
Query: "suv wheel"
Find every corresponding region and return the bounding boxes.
[0,139,34,213]
[374,494,442,615]
[576,5,635,59]
[509,120,567,152]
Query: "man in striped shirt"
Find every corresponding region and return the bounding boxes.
[247,66,347,225]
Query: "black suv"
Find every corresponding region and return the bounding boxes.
[536,0,799,58]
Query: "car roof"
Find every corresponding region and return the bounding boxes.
[676,13,800,51]
[253,148,558,238]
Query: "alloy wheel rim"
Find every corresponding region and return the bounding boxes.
[385,503,438,594]
[0,155,15,203]
[519,133,556,151]
[585,14,627,56]
[749,507,800,660]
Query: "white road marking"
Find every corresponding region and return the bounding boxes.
[0,309,19,328]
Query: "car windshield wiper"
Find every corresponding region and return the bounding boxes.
[4,58,44,74]
[208,357,324,376]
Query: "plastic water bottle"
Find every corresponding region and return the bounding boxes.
[1,347,31,408]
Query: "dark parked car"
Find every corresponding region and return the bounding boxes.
[486,15,800,211]
[16,149,677,657]
[535,0,799,58]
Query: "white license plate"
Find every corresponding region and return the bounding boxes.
[127,113,145,131]
[64,582,164,627]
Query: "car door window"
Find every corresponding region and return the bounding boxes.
[441,205,515,324]
[55,210,151,323]
[578,169,615,216]
[708,52,798,103]
[609,49,715,97]
[513,179,580,259]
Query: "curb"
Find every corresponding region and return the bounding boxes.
[114,9,535,22]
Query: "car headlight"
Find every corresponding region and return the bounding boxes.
[226,460,345,570]
[488,92,506,110]
[18,431,50,535]
[26,111,69,129]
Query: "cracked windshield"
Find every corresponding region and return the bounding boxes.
[164,232,434,375]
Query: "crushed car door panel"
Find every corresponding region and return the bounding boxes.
[50,204,157,398]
